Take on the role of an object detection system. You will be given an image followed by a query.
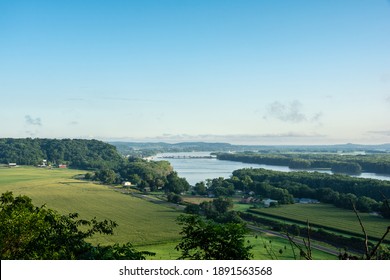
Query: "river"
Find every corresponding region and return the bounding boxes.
[152,152,390,185]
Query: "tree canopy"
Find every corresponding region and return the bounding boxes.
[175,214,253,260]
[0,138,123,170]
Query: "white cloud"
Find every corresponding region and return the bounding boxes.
[264,100,322,124]
[25,115,42,126]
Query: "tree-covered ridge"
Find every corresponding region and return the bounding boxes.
[217,152,390,175]
[0,138,123,170]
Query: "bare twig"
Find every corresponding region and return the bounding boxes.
[286,229,312,260]
[351,201,370,259]
[262,238,278,260]
[288,235,298,260]
[305,220,312,259]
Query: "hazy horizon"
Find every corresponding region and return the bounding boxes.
[1,1,390,145]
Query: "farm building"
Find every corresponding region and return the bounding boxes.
[8,163,17,167]
[122,181,132,187]
[295,198,319,204]
[262,198,278,207]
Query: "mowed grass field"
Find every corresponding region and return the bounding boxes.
[0,166,181,247]
[250,203,390,241]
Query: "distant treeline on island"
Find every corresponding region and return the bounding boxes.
[216,152,390,175]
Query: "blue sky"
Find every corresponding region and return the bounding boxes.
[1,0,390,145]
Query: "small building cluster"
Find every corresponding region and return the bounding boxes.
[37,160,67,169]
[240,196,278,207]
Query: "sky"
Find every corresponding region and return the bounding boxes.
[1,0,390,145]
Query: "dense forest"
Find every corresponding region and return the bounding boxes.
[217,152,390,175]
[0,138,123,170]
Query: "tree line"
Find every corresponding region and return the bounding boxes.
[0,138,123,170]
[217,152,390,175]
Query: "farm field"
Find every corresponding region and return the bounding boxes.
[0,166,182,246]
[250,203,390,241]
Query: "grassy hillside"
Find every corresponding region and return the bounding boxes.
[0,166,181,246]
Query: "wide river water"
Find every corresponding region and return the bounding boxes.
[152,152,390,185]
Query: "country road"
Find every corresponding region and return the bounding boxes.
[246,224,341,257]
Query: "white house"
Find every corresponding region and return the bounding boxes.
[262,198,278,207]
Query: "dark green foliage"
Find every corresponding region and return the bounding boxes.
[164,171,190,194]
[208,177,235,197]
[381,199,390,219]
[199,197,241,223]
[217,152,390,175]
[167,192,183,204]
[117,158,172,191]
[331,162,362,174]
[288,159,311,169]
[184,204,201,214]
[175,215,253,260]
[0,192,153,260]
[193,181,207,195]
[94,169,119,184]
[356,196,380,213]
[0,138,123,170]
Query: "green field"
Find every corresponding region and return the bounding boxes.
[0,166,181,247]
[250,203,390,241]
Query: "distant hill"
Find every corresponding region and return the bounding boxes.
[0,138,123,169]
[110,141,236,156]
[110,141,390,156]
